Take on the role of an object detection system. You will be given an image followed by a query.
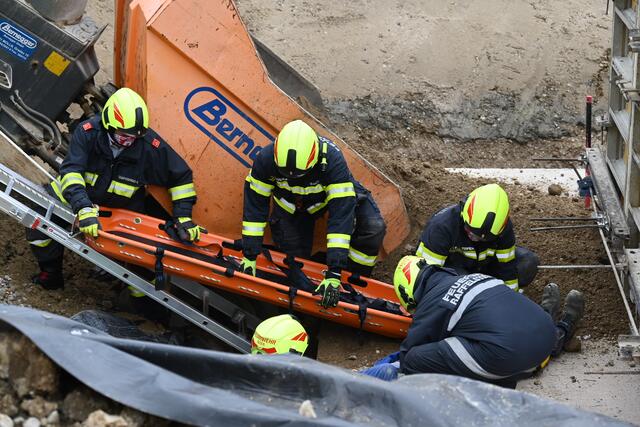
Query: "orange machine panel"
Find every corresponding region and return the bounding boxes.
[114,0,409,258]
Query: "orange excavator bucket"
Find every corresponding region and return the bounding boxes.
[113,0,409,258]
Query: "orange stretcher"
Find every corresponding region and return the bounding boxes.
[87,207,412,339]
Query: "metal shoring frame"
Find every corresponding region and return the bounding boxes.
[591,188,640,335]
[0,166,251,353]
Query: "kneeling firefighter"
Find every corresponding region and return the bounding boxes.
[416,183,539,292]
[27,87,204,290]
[361,256,582,388]
[240,120,387,308]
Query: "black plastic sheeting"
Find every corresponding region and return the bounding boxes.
[0,304,630,427]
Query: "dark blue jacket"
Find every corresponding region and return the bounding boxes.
[399,267,556,376]
[53,116,196,217]
[416,204,520,289]
[242,137,361,270]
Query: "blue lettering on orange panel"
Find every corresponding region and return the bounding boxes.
[184,87,275,167]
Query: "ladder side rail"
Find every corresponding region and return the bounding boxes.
[0,187,250,353]
[0,163,75,224]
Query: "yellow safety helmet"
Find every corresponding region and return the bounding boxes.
[101,87,149,137]
[393,255,427,313]
[251,314,308,355]
[274,120,319,178]
[461,183,510,241]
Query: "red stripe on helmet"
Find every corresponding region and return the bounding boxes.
[305,141,317,168]
[467,195,475,222]
[291,332,308,342]
[113,103,125,127]
[402,261,412,283]
[262,347,278,354]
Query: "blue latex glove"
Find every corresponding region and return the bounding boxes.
[374,351,400,366]
[359,362,399,381]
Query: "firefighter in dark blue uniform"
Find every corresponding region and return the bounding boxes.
[240,120,386,308]
[360,256,584,388]
[27,88,203,290]
[416,183,539,292]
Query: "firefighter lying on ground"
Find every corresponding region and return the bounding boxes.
[27,87,204,290]
[240,119,387,308]
[416,183,538,293]
[360,256,585,388]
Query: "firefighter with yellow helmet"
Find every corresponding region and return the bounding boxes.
[361,256,584,387]
[251,314,309,355]
[27,87,204,290]
[415,183,538,292]
[240,120,387,308]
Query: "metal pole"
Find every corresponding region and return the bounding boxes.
[585,95,593,208]
[539,264,623,270]
[591,189,639,335]
[530,224,603,231]
[530,217,599,222]
[531,158,584,162]
[586,95,593,148]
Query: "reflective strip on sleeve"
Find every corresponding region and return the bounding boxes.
[29,238,52,247]
[246,174,274,197]
[327,233,350,249]
[49,180,68,204]
[416,242,447,266]
[83,172,99,186]
[444,337,512,380]
[496,246,516,262]
[242,221,267,237]
[60,172,85,191]
[477,249,495,261]
[107,180,139,198]
[348,247,377,266]
[504,279,519,292]
[274,197,296,214]
[447,278,505,331]
[169,183,196,201]
[325,182,355,202]
[275,181,324,195]
[307,201,327,214]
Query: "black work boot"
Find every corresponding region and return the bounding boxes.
[32,258,64,290]
[557,290,585,342]
[540,283,561,320]
[32,270,64,290]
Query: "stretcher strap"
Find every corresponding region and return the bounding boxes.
[342,282,369,336]
[154,247,165,290]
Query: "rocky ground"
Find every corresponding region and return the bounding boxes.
[0,0,639,425]
[0,330,170,427]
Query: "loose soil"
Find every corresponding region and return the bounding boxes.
[0,4,636,423]
[0,0,629,362]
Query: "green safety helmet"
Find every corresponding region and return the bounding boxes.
[461,183,510,241]
[393,255,427,313]
[251,314,308,355]
[101,87,149,137]
[274,120,319,178]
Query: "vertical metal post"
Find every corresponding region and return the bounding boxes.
[585,95,593,208]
